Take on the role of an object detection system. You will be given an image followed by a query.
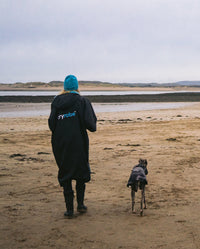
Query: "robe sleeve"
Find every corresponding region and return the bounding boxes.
[48,104,57,132]
[83,98,97,132]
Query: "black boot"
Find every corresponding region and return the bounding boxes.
[76,182,87,213]
[63,190,74,218]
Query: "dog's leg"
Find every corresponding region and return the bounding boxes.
[140,186,144,216]
[143,185,147,209]
[131,187,136,213]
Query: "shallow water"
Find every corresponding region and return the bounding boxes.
[0,90,199,96]
[0,102,195,118]
[93,102,194,113]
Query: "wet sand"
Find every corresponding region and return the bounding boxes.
[0,103,200,249]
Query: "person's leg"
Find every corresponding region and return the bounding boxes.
[63,180,74,218]
[76,180,87,213]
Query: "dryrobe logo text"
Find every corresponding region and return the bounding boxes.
[57,111,76,120]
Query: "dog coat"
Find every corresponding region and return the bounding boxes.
[127,164,148,191]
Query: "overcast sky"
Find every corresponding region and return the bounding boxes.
[0,0,200,83]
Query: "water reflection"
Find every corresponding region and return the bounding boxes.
[93,102,193,113]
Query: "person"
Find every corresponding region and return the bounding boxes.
[48,75,97,218]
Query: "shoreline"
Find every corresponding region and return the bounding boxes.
[1,92,200,103]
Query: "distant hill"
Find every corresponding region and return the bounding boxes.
[117,81,200,87]
[165,81,200,87]
[0,80,114,89]
[1,80,200,88]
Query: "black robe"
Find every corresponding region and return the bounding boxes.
[48,93,97,186]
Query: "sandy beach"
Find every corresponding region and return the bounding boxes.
[0,103,200,249]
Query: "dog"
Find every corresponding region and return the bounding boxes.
[127,159,148,216]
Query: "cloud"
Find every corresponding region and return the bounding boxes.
[1,0,200,83]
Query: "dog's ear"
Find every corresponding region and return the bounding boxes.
[139,158,148,167]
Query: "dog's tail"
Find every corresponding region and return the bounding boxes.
[127,182,138,192]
